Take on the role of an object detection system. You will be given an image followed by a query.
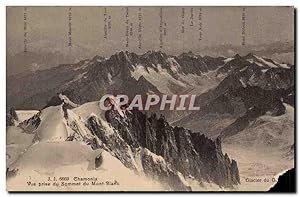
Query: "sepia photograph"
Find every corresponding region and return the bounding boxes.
[5,5,295,192]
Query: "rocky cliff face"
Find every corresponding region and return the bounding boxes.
[86,113,192,190]
[18,111,41,133]
[101,108,240,188]
[6,107,18,126]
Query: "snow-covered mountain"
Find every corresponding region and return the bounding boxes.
[7,51,293,112]
[169,52,295,191]
[7,50,294,141]
[7,50,228,110]
[6,50,294,191]
[7,95,240,191]
[174,53,294,138]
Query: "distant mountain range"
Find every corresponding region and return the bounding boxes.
[7,40,294,76]
[7,49,295,144]
[7,50,292,109]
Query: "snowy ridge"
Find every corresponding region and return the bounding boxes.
[244,54,291,69]
[8,98,237,191]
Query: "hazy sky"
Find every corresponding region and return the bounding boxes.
[7,6,294,56]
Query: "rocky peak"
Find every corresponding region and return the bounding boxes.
[142,50,168,59]
[85,113,191,190]
[91,55,105,62]
[139,50,170,70]
[179,51,197,58]
[104,108,240,188]
[18,111,41,133]
[233,54,242,59]
[135,76,161,95]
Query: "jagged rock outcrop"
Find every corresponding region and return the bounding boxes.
[137,147,192,191]
[85,114,191,191]
[176,52,225,75]
[104,108,240,188]
[86,115,137,169]
[6,107,18,126]
[18,111,41,133]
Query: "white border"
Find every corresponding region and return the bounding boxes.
[1,0,299,196]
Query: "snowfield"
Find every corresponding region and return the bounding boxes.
[34,105,69,142]
[223,104,294,191]
[7,142,164,191]
[7,104,166,191]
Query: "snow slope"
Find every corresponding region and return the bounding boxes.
[223,104,294,149]
[34,105,69,142]
[7,142,164,191]
[7,102,168,191]
[71,101,105,121]
[6,126,35,167]
[223,104,294,191]
[130,64,187,94]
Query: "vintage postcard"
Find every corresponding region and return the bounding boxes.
[6,6,295,192]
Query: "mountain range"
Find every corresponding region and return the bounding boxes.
[7,50,292,110]
[7,94,240,190]
[6,50,294,191]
